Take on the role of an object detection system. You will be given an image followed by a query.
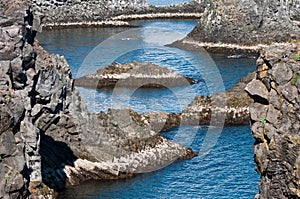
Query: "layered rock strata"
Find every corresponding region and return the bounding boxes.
[143,72,256,132]
[169,38,263,54]
[246,43,300,198]
[75,62,195,89]
[0,1,195,198]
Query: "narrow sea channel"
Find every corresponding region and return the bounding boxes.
[38,18,260,199]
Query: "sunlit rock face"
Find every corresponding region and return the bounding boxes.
[189,0,300,44]
[32,0,150,24]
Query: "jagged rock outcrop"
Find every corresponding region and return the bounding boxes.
[0,1,41,198]
[181,88,254,126]
[0,1,196,198]
[189,0,300,45]
[246,43,300,198]
[142,72,255,132]
[75,62,195,89]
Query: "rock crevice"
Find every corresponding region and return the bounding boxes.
[246,43,300,198]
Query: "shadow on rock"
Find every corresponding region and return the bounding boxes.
[40,133,77,191]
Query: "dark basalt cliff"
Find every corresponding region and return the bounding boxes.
[189,0,300,45]
[0,1,195,198]
[184,0,300,197]
[246,43,300,198]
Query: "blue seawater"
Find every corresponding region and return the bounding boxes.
[58,126,259,199]
[37,19,259,199]
[148,0,192,7]
[38,20,256,114]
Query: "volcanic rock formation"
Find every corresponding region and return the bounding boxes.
[246,43,300,198]
[75,62,195,89]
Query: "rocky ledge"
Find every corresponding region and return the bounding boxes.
[142,72,255,132]
[75,62,195,89]
[169,38,263,55]
[165,0,300,54]
[246,43,300,198]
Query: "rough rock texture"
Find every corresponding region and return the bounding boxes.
[32,0,206,27]
[181,72,255,126]
[246,43,300,198]
[75,62,195,89]
[0,1,40,198]
[142,72,255,133]
[0,1,196,198]
[181,89,254,126]
[189,0,300,45]
[33,0,149,24]
[28,0,208,30]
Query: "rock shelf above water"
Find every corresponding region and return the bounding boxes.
[142,72,256,133]
[75,62,195,89]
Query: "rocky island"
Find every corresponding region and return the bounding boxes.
[176,0,300,54]
[75,62,195,89]
[142,72,255,133]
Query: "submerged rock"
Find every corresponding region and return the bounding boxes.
[75,62,195,89]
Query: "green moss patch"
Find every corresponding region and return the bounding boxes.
[291,74,299,85]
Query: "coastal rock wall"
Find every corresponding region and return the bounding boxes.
[246,43,300,198]
[32,0,150,24]
[32,0,207,27]
[0,1,38,198]
[189,0,300,44]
